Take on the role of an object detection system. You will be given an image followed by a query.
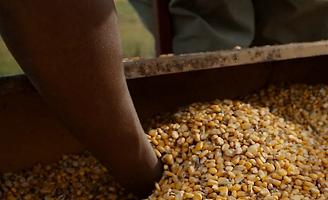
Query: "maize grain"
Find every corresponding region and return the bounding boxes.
[0,152,136,200]
[3,84,328,199]
[147,84,328,199]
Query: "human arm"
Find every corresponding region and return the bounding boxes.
[0,0,162,197]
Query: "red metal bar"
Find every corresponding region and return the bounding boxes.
[152,0,173,56]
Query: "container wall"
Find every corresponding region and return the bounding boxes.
[1,55,328,172]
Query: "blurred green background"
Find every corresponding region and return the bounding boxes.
[0,0,154,76]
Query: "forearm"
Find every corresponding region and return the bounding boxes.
[0,0,161,197]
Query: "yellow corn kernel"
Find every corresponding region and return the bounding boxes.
[237,191,247,197]
[295,179,303,186]
[277,169,287,177]
[245,162,252,169]
[161,154,174,165]
[263,196,275,200]
[195,142,203,151]
[253,186,261,193]
[283,176,292,183]
[154,149,162,158]
[265,163,275,172]
[208,168,217,174]
[250,134,260,142]
[188,166,195,176]
[272,179,281,186]
[276,153,285,160]
[207,179,218,186]
[218,178,229,186]
[260,188,270,196]
[193,192,202,200]
[184,193,194,198]
[189,177,199,184]
[304,181,314,187]
[311,187,320,195]
[309,173,318,181]
[281,191,289,198]
[231,155,240,165]
[219,187,229,196]
[271,173,282,180]
[199,150,209,158]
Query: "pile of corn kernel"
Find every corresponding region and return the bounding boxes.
[146,84,328,200]
[0,153,136,200]
[2,84,328,200]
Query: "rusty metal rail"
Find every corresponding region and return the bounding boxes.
[124,40,328,79]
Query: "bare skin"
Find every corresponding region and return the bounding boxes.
[0,0,162,197]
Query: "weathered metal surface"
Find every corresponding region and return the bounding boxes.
[124,41,328,79]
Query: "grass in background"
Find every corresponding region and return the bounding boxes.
[115,0,154,58]
[0,38,22,76]
[0,0,154,76]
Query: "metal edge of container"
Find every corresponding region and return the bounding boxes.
[123,40,328,78]
[1,40,328,96]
